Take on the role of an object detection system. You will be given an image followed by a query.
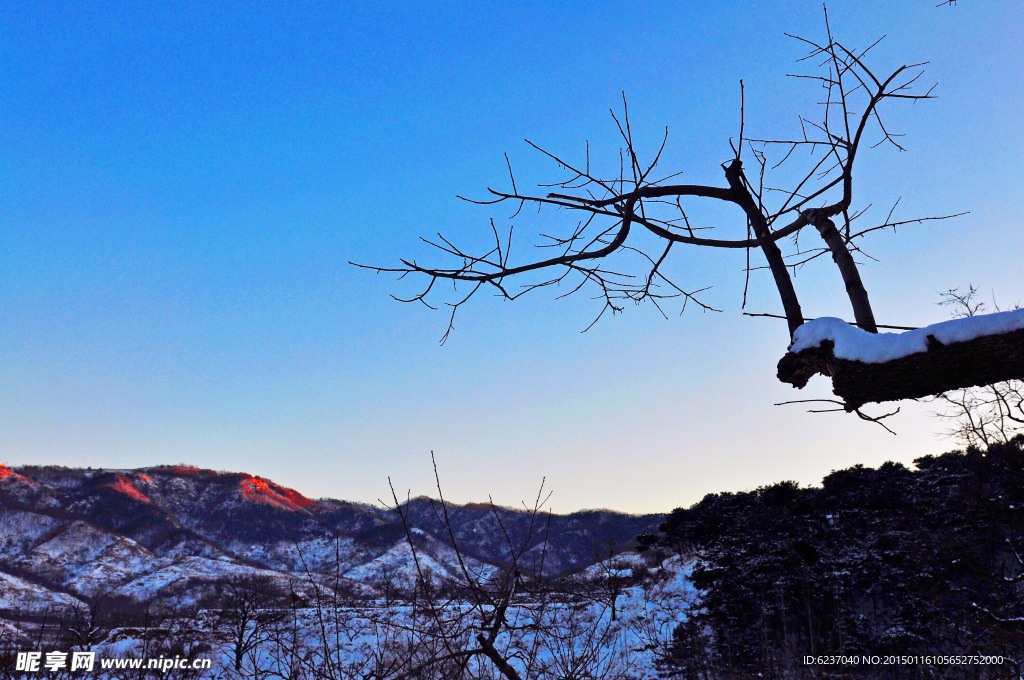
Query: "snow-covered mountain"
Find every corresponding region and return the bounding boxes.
[0,464,661,617]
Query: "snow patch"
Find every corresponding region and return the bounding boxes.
[0,570,85,613]
[13,521,164,597]
[789,309,1024,364]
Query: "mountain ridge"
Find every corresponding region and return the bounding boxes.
[0,463,662,615]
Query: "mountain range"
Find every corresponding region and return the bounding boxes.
[0,464,661,620]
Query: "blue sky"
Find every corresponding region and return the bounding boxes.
[1,1,1021,513]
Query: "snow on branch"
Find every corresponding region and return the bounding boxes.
[789,309,1024,364]
[778,310,1024,410]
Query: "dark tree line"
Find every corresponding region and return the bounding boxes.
[640,436,1024,679]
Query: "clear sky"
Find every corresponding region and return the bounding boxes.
[1,1,1021,514]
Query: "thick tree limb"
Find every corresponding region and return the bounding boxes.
[803,208,877,332]
[725,158,805,335]
[778,328,1024,410]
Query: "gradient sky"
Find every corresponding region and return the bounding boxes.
[2,1,1021,514]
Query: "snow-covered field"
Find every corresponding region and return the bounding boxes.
[70,554,696,680]
[0,465,678,677]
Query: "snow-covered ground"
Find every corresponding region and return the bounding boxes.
[57,553,696,680]
[0,464,673,678]
[0,570,85,615]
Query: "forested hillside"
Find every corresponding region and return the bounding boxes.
[645,436,1024,679]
